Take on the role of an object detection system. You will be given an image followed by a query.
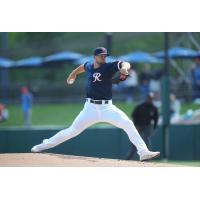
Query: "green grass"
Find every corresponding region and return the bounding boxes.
[0,102,199,128]
[0,102,135,128]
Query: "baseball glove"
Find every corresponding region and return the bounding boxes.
[112,71,129,84]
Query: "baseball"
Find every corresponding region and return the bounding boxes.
[68,79,75,84]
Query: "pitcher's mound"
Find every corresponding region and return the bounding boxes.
[0,153,178,167]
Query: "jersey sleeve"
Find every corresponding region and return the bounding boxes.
[83,62,89,71]
[109,61,123,74]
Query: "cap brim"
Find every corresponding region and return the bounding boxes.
[100,53,109,56]
[94,53,109,56]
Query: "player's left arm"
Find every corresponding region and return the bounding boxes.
[111,61,131,83]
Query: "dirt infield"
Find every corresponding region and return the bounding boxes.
[0,153,179,167]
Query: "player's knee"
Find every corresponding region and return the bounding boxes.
[124,119,133,126]
[68,126,81,136]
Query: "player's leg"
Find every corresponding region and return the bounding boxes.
[126,125,142,160]
[31,102,99,152]
[101,104,160,160]
[23,110,28,127]
[27,109,32,127]
[101,105,148,154]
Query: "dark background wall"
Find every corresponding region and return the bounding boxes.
[1,125,200,160]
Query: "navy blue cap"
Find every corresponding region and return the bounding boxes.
[94,47,109,56]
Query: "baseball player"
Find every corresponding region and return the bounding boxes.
[31,47,160,161]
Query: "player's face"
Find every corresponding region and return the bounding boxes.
[95,54,106,64]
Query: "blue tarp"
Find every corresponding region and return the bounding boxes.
[0,57,14,68]
[44,51,84,63]
[74,55,117,65]
[154,47,198,59]
[195,51,200,57]
[14,56,43,68]
[118,51,162,63]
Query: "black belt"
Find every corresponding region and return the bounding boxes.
[86,99,109,104]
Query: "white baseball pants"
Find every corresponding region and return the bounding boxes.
[40,99,149,155]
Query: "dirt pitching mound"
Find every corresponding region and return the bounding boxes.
[0,153,179,167]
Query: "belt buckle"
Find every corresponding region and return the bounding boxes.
[88,99,109,104]
[91,99,99,104]
[96,100,101,104]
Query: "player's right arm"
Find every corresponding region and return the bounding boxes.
[66,64,85,84]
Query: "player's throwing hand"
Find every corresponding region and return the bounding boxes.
[66,64,85,85]
[67,74,76,84]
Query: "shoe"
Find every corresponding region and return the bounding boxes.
[31,144,45,153]
[140,151,160,161]
[31,139,51,153]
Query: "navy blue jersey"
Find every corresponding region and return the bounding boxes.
[84,61,122,100]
